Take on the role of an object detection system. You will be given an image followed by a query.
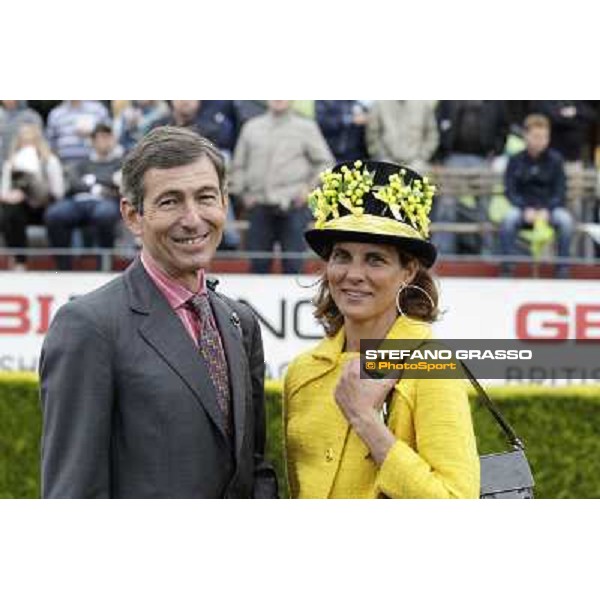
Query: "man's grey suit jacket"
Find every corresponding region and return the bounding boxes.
[40,258,278,498]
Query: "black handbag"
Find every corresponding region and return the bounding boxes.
[460,360,535,499]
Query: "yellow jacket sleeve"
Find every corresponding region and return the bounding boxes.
[374,377,480,499]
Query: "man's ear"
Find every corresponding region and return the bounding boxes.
[120,197,142,237]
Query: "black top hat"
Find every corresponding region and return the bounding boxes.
[304,160,438,267]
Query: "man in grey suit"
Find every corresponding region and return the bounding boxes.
[40,126,278,498]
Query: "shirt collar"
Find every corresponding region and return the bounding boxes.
[140,250,207,310]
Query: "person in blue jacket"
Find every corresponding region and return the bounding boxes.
[499,113,574,277]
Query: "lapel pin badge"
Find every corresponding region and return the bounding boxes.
[230,312,241,328]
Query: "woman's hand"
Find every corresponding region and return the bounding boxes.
[335,358,396,423]
[335,358,398,464]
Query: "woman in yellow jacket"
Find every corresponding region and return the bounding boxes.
[284,160,480,499]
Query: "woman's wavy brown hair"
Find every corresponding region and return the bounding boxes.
[313,248,439,337]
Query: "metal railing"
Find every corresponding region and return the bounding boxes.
[426,165,600,206]
[0,246,597,274]
[1,166,599,271]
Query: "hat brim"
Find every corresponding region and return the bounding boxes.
[304,228,437,268]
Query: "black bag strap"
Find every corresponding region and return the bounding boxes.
[388,339,525,451]
[458,359,524,451]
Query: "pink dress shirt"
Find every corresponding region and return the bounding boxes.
[140,250,217,347]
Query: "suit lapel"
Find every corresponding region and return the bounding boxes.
[209,292,246,460]
[125,260,230,442]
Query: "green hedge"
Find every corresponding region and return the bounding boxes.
[2,374,600,498]
[469,386,600,499]
[0,373,41,499]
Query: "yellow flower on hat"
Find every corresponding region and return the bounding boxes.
[373,172,435,238]
[305,161,439,267]
[308,161,372,228]
[308,161,436,237]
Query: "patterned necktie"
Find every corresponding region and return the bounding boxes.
[187,294,232,436]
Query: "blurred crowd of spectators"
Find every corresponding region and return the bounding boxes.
[1,100,599,274]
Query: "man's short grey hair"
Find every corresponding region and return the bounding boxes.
[121,126,227,212]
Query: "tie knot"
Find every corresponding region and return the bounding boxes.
[188,294,212,323]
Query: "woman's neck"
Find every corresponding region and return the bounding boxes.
[344,313,400,352]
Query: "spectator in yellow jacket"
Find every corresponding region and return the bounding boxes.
[284,160,480,498]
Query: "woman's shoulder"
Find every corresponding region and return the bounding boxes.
[388,315,434,341]
[283,349,317,401]
[410,376,471,419]
[284,334,341,394]
[285,339,328,379]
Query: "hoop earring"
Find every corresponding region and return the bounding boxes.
[395,281,435,317]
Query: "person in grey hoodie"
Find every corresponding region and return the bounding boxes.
[45,122,123,269]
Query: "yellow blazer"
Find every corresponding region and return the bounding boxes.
[284,316,480,499]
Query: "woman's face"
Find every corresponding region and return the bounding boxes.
[326,241,416,327]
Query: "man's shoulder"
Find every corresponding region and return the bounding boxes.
[59,274,128,320]
[44,273,129,348]
[83,273,127,299]
[210,289,257,326]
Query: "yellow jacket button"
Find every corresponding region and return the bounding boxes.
[325,448,334,462]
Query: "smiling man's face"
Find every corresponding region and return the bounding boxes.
[121,155,227,290]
